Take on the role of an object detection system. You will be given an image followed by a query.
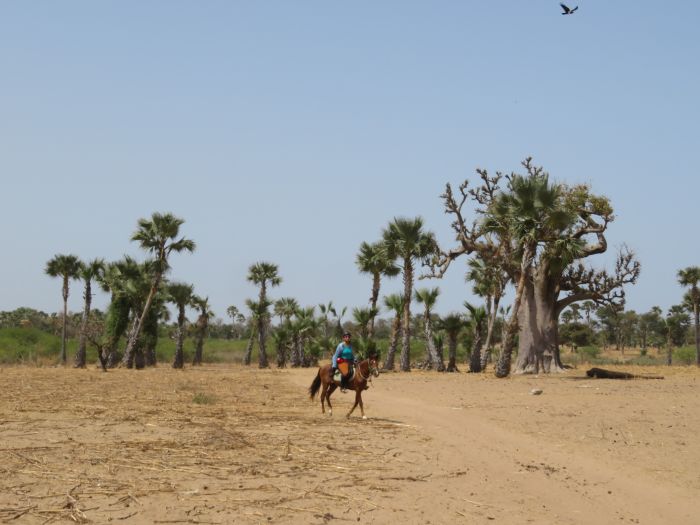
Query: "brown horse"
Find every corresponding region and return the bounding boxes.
[309,355,380,418]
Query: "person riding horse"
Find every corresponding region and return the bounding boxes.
[331,331,356,392]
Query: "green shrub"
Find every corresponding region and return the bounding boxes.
[673,346,696,365]
[578,346,601,360]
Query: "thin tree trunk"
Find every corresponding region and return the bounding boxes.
[258,317,269,368]
[469,328,483,373]
[446,335,459,372]
[383,318,401,370]
[172,308,186,369]
[481,295,500,371]
[244,328,254,365]
[495,245,533,378]
[123,274,161,367]
[400,260,413,372]
[60,278,68,365]
[368,273,380,340]
[75,280,91,368]
[422,315,443,371]
[695,307,699,367]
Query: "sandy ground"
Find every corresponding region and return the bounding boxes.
[1,363,699,524]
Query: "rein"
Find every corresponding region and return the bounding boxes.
[355,359,378,383]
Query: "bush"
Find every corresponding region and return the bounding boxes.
[673,346,696,365]
[578,346,600,360]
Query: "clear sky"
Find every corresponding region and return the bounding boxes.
[1,1,699,321]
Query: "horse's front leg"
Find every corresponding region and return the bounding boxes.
[347,389,361,418]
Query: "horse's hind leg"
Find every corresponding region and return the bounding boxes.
[320,383,328,414]
[326,385,337,416]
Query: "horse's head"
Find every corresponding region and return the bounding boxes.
[367,354,380,377]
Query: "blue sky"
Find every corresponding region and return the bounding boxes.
[1,1,698,321]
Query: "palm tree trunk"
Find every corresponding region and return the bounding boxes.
[469,329,484,373]
[75,281,92,368]
[695,306,700,367]
[258,318,269,368]
[495,245,533,378]
[400,260,413,372]
[383,318,401,370]
[446,335,458,372]
[368,273,380,340]
[244,330,254,365]
[123,274,161,367]
[60,277,69,365]
[481,295,500,371]
[173,308,186,369]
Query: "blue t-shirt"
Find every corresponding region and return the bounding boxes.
[332,342,354,368]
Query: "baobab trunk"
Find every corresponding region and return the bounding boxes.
[513,268,566,374]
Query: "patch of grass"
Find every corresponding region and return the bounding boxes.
[192,392,217,405]
[673,346,696,365]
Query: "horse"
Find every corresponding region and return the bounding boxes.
[308,355,380,419]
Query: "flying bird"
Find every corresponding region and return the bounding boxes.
[560,3,578,15]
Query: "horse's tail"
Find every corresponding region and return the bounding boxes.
[309,371,322,399]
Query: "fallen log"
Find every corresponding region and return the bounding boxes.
[585,367,664,380]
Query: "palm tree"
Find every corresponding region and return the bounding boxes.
[271,325,291,368]
[383,217,439,371]
[382,293,404,370]
[45,254,82,364]
[464,302,487,373]
[677,266,700,366]
[74,258,105,368]
[352,306,377,340]
[123,212,195,367]
[274,297,299,324]
[167,282,194,369]
[356,241,400,339]
[485,173,571,377]
[191,295,214,365]
[415,287,444,371]
[244,299,268,365]
[247,261,282,369]
[226,305,245,339]
[466,255,507,371]
[440,313,464,372]
[289,306,317,367]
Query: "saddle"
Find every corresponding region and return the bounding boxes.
[333,361,354,384]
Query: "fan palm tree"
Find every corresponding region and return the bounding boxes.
[244,299,268,365]
[247,261,282,368]
[191,295,214,366]
[466,255,507,371]
[45,254,82,364]
[289,306,318,367]
[74,258,105,368]
[123,212,195,367]
[167,282,194,369]
[356,241,400,339]
[382,293,404,370]
[677,266,700,366]
[440,313,464,372]
[485,173,570,377]
[226,305,245,339]
[275,297,299,324]
[415,287,444,371]
[352,306,377,340]
[383,217,438,371]
[465,302,488,373]
[271,325,291,368]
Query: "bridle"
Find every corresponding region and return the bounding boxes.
[356,358,380,382]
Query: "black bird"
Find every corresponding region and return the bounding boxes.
[560,3,578,15]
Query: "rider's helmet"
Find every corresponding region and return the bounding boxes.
[342,331,351,338]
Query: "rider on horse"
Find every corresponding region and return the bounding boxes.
[331,331,356,392]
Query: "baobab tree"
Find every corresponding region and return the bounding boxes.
[429,158,640,376]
